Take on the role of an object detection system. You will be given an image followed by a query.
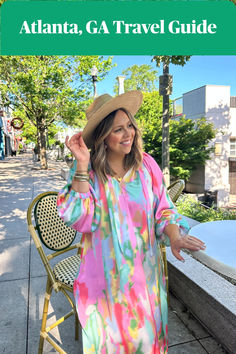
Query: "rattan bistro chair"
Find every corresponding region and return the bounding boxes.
[161,179,185,302]
[27,191,82,354]
[167,179,185,204]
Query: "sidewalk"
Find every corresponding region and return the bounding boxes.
[0,153,227,354]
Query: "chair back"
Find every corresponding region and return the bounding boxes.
[27,192,81,353]
[167,179,185,203]
[27,191,78,289]
[32,192,76,251]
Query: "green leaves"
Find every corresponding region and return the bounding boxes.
[152,56,191,67]
[135,92,216,180]
[177,195,236,222]
[0,55,113,168]
[0,55,113,127]
[114,64,158,94]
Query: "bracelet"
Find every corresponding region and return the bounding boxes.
[73,171,89,182]
[75,170,88,174]
[73,177,89,182]
[73,176,89,182]
[74,171,89,177]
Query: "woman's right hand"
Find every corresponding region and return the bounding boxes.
[65,132,90,170]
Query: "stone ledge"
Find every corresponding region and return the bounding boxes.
[167,248,236,354]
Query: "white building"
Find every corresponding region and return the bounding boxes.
[54,127,81,143]
[182,85,236,207]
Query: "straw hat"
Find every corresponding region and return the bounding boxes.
[82,91,143,148]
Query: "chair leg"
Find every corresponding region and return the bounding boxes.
[75,312,79,341]
[160,245,169,305]
[38,277,53,354]
[162,247,169,305]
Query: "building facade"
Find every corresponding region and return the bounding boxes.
[182,85,236,207]
[0,106,15,159]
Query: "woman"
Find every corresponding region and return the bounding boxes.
[57,91,205,353]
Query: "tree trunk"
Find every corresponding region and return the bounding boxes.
[38,118,48,169]
[162,62,170,187]
[36,128,40,160]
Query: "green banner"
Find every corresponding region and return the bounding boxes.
[1,0,236,54]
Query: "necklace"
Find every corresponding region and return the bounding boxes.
[115,176,123,183]
[113,168,127,181]
[114,167,128,180]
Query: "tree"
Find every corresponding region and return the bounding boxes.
[0,55,113,168]
[135,91,162,125]
[169,117,216,179]
[16,112,38,146]
[152,55,191,186]
[12,107,61,148]
[135,91,216,180]
[23,118,60,148]
[114,64,158,94]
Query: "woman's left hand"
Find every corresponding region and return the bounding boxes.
[170,235,206,262]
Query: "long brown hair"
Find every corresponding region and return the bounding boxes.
[90,108,143,182]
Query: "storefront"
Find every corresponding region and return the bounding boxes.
[0,117,4,160]
[0,114,16,158]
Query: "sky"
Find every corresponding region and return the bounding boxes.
[97,55,236,100]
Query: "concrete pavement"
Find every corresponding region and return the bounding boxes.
[0,153,227,353]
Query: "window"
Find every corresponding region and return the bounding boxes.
[230,96,236,108]
[230,138,236,157]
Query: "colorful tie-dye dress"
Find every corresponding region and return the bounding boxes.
[57,152,189,354]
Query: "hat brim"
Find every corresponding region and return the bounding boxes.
[82,91,143,149]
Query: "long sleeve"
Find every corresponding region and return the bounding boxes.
[143,153,189,245]
[57,161,101,233]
